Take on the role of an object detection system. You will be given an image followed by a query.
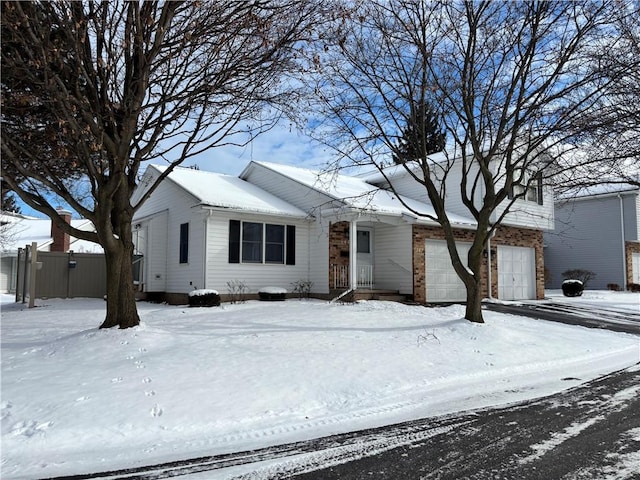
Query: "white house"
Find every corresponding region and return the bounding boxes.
[544,185,640,290]
[132,157,554,304]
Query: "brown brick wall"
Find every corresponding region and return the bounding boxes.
[51,210,72,252]
[412,224,544,303]
[329,221,350,288]
[626,241,640,287]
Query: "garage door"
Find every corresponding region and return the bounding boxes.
[632,253,640,284]
[498,245,535,300]
[425,240,470,302]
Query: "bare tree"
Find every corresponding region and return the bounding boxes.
[560,1,640,192]
[1,1,322,328]
[308,0,617,322]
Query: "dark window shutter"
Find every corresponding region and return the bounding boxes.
[179,223,189,263]
[286,225,296,265]
[229,220,240,263]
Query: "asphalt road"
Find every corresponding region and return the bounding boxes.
[293,363,640,480]
[484,301,640,335]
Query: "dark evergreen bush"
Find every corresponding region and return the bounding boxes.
[562,279,584,297]
[628,283,640,293]
[258,287,286,301]
[188,289,220,307]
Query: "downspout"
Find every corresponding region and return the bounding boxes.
[618,194,628,291]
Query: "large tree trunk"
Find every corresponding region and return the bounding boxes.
[463,238,486,324]
[100,239,140,329]
[464,278,484,323]
[99,198,140,329]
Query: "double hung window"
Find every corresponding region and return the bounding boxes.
[229,220,295,265]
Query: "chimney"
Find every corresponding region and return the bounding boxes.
[51,208,72,252]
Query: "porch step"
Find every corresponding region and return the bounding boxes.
[353,289,408,303]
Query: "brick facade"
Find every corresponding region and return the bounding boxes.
[328,219,545,302]
[625,241,640,287]
[51,209,72,252]
[412,224,544,303]
[329,221,350,288]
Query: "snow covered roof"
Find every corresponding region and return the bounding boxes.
[559,184,639,201]
[248,161,477,227]
[150,165,309,218]
[0,213,101,253]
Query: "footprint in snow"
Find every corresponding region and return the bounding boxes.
[142,377,152,383]
[111,377,124,384]
[150,404,163,417]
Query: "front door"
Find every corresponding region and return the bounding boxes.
[356,228,373,288]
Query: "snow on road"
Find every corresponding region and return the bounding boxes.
[1,293,639,479]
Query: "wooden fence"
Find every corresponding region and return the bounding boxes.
[15,246,107,301]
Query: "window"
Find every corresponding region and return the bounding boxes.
[357,230,370,253]
[242,222,263,263]
[509,170,543,205]
[229,220,295,265]
[179,222,189,263]
[265,224,285,263]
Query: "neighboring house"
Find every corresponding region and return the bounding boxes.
[0,209,101,293]
[544,186,640,290]
[132,158,554,304]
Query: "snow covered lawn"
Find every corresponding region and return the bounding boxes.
[1,294,639,479]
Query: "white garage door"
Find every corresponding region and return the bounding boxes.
[425,240,470,302]
[632,253,640,284]
[498,245,535,300]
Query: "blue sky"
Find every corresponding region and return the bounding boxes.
[16,122,332,218]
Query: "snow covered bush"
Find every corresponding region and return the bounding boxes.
[562,279,584,297]
[258,286,286,301]
[628,283,640,293]
[188,289,220,307]
[561,269,596,288]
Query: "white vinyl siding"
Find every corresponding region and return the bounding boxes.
[309,219,330,294]
[242,163,334,214]
[142,212,168,292]
[133,173,203,293]
[369,159,554,231]
[373,223,413,294]
[204,210,311,295]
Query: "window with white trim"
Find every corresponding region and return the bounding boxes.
[228,220,295,265]
[509,170,543,205]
